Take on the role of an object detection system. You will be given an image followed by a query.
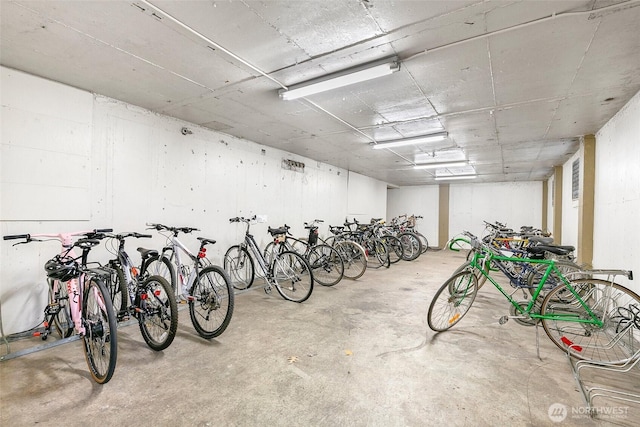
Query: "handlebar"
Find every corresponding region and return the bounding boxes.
[147,223,199,234]
[3,229,113,245]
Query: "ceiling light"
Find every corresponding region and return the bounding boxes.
[434,174,477,181]
[413,161,468,170]
[279,58,400,101]
[372,132,448,150]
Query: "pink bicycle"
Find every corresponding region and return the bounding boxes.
[3,229,118,384]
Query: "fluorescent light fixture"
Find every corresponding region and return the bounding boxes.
[413,161,468,170]
[372,131,448,150]
[434,174,477,181]
[279,58,400,100]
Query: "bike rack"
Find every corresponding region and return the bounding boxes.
[568,349,640,419]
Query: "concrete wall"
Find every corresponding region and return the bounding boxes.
[0,67,387,335]
[593,90,640,294]
[386,185,439,245]
[387,181,543,245]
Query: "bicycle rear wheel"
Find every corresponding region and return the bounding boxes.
[223,245,254,290]
[334,241,367,280]
[48,278,74,338]
[82,277,118,384]
[365,238,390,269]
[414,231,429,253]
[190,265,234,338]
[540,279,640,363]
[307,244,344,286]
[428,271,478,332]
[273,251,313,302]
[138,275,178,351]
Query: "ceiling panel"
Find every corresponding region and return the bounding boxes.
[2,0,639,186]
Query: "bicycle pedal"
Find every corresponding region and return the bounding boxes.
[264,286,272,294]
[498,315,509,325]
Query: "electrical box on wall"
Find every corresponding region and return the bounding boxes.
[282,158,305,173]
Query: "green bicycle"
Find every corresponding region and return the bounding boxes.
[428,231,639,364]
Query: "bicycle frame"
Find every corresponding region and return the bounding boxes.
[467,245,603,326]
[158,235,202,295]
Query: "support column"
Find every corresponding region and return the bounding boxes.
[553,166,563,243]
[542,181,548,233]
[578,135,596,268]
[438,184,450,249]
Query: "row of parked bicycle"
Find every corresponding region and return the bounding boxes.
[428,220,638,365]
[2,214,429,384]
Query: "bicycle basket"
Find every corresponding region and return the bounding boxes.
[309,230,318,246]
[44,255,80,281]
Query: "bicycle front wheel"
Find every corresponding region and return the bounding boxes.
[82,277,118,384]
[381,235,404,264]
[428,271,478,332]
[307,244,344,286]
[138,275,178,351]
[48,278,74,338]
[398,232,422,261]
[224,245,254,290]
[540,279,640,363]
[273,251,313,302]
[107,262,128,320]
[190,265,235,339]
[334,241,367,280]
[144,255,176,291]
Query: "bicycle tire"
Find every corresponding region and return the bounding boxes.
[138,275,178,351]
[367,238,390,269]
[223,245,254,290]
[48,278,74,338]
[334,240,367,280]
[381,235,404,264]
[107,262,129,320]
[272,250,314,302]
[307,244,344,286]
[398,232,422,261]
[540,279,640,363]
[428,271,478,332]
[144,255,176,291]
[81,276,118,384]
[414,231,429,253]
[190,265,235,338]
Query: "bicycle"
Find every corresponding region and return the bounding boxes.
[324,226,368,280]
[3,229,118,384]
[144,224,234,339]
[343,219,390,269]
[223,216,314,303]
[96,232,178,351]
[428,231,639,364]
[263,220,345,287]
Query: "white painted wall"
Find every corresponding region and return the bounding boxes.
[449,181,543,240]
[593,90,640,294]
[346,171,387,226]
[0,67,386,335]
[545,178,554,235]
[386,185,439,246]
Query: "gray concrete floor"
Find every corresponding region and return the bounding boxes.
[1,249,638,426]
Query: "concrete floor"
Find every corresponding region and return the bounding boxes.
[1,249,638,426]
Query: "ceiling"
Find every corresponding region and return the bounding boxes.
[1,0,639,187]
